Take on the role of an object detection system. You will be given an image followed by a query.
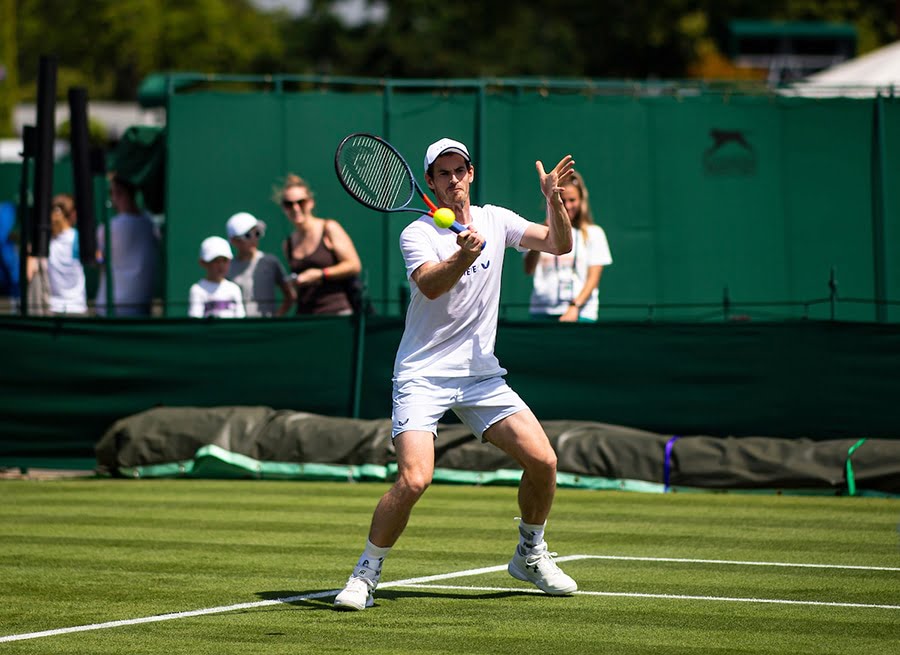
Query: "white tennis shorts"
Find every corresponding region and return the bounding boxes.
[391,375,529,441]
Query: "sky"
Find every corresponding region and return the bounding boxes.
[250,0,308,16]
[250,0,387,26]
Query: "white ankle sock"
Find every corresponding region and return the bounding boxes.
[353,539,391,581]
[518,520,546,551]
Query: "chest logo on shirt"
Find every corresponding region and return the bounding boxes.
[464,260,491,276]
[205,299,236,315]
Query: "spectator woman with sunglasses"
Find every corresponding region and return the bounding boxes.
[279,174,362,315]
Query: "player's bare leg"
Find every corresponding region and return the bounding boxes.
[484,409,557,522]
[334,430,435,610]
[485,410,577,595]
[369,430,436,547]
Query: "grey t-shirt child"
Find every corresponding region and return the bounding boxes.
[228,251,288,317]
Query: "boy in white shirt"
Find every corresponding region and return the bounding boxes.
[188,236,245,318]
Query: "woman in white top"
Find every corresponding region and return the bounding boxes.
[524,171,612,322]
[47,194,87,315]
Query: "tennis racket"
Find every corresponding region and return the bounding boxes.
[334,132,483,246]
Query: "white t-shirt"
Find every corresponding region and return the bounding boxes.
[95,212,159,316]
[393,204,530,380]
[48,227,87,314]
[188,278,246,318]
[528,224,612,320]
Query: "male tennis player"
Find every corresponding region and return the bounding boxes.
[334,138,577,610]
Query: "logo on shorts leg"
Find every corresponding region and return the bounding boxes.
[397,418,410,426]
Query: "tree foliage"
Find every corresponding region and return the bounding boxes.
[13,0,284,100]
[0,0,19,137]
[6,0,899,104]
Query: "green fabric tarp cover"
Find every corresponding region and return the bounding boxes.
[94,406,900,495]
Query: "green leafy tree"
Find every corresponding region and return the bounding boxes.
[300,0,584,77]
[15,0,285,101]
[0,0,18,136]
[280,0,898,79]
[57,116,109,147]
[8,0,899,104]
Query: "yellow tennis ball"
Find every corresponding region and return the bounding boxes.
[433,207,456,229]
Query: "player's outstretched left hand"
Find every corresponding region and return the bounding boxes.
[536,155,575,202]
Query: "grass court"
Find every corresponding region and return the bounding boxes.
[1,479,898,653]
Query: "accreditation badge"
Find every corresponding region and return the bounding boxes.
[557,268,575,302]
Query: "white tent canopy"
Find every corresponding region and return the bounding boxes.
[784,40,900,98]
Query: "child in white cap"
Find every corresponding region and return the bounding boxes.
[188,236,246,318]
[225,212,295,317]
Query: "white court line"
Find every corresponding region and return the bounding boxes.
[2,554,897,643]
[0,591,336,644]
[0,565,514,644]
[398,583,900,611]
[572,554,900,572]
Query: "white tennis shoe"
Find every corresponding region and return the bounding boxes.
[333,575,376,610]
[508,542,578,595]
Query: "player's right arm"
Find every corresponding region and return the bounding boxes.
[410,226,485,299]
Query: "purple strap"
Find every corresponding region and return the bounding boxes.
[664,436,680,492]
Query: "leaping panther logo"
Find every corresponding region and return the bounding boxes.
[708,129,754,153]
[702,129,757,176]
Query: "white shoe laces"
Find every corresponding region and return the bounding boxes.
[346,575,376,592]
[524,548,562,572]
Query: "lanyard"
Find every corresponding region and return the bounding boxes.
[553,229,580,273]
[554,230,579,304]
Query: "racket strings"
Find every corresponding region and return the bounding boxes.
[338,138,414,211]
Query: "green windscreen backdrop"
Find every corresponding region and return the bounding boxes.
[0,316,357,459]
[161,84,898,322]
[3,81,899,466]
[2,316,899,460]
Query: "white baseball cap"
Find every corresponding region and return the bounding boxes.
[225,212,267,239]
[199,236,233,262]
[424,138,471,171]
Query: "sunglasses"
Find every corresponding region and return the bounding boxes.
[282,198,309,209]
[236,229,262,240]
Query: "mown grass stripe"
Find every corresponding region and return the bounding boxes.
[400,584,900,610]
[576,554,900,572]
[0,561,513,643]
[3,553,897,643]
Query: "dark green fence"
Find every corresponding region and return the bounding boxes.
[158,77,899,322]
[2,316,899,463]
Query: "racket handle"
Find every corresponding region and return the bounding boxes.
[448,221,486,250]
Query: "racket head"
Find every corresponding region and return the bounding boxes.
[335,133,421,213]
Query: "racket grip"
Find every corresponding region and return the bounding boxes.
[448,221,486,250]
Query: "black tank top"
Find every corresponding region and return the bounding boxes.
[285,222,352,315]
